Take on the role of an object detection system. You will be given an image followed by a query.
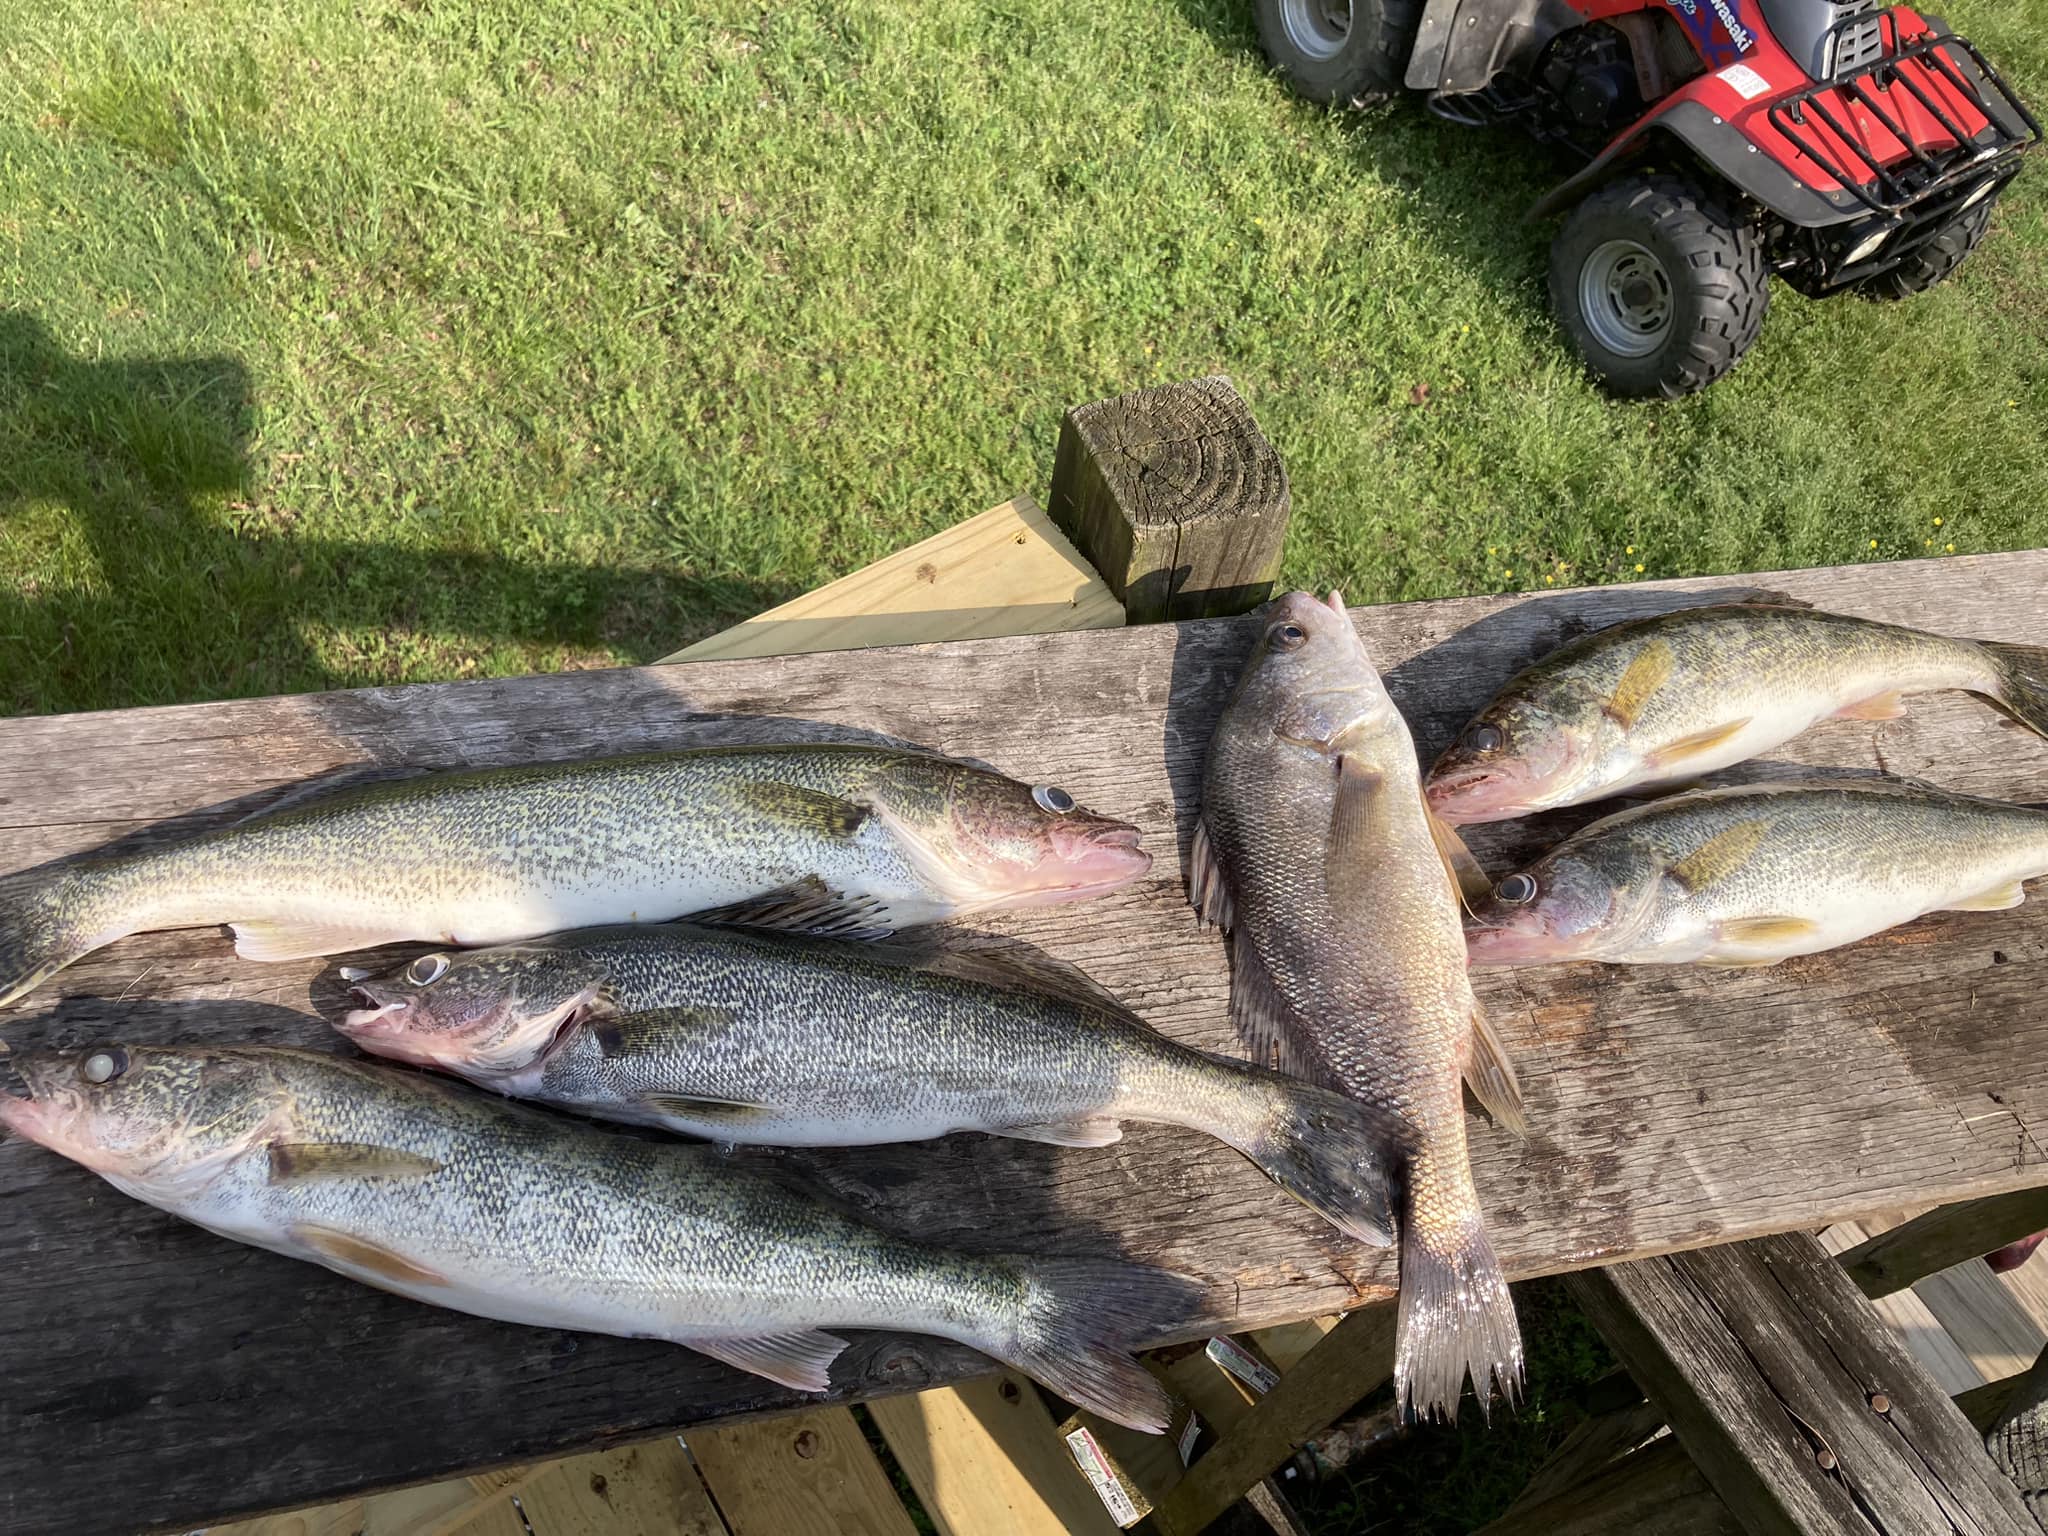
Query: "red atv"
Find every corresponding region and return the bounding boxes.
[1255,0,2039,396]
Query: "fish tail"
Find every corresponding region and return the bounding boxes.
[1395,1140,1523,1424]
[0,865,102,1007]
[1229,1078,1407,1247]
[1981,642,2048,740]
[995,1256,1195,1433]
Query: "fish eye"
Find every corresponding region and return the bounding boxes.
[82,1048,128,1085]
[1494,873,1540,905]
[407,953,451,986]
[1032,784,1075,815]
[1463,722,1506,755]
[1268,622,1308,652]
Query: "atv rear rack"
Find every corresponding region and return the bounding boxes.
[1767,11,2040,216]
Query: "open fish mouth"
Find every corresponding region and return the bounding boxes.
[342,987,411,1035]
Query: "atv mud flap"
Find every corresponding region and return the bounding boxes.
[1404,0,1578,97]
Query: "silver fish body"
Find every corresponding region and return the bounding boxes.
[1427,604,2048,824]
[0,744,1149,1006]
[339,924,1404,1246]
[1466,779,2048,966]
[0,1044,1188,1430]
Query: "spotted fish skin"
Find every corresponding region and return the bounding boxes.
[1466,780,2048,967]
[1426,604,2048,824]
[340,924,1406,1246]
[0,1044,1190,1431]
[0,744,1149,1006]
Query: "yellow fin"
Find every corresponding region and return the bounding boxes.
[291,1225,447,1288]
[1945,882,2027,913]
[268,1143,442,1186]
[1604,639,1675,730]
[232,918,416,963]
[728,781,869,840]
[1668,820,1770,891]
[1837,691,1908,722]
[1428,806,1493,909]
[1463,1001,1528,1138]
[1643,718,1751,772]
[1717,915,1821,948]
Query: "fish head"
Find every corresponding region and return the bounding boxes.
[875,762,1152,913]
[1229,592,1394,752]
[339,947,608,1075]
[1425,688,1600,825]
[1462,852,1650,964]
[0,1045,280,1189]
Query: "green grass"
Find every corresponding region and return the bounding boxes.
[1,0,2044,715]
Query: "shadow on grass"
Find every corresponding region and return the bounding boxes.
[0,309,796,716]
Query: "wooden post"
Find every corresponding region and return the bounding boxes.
[1569,1232,2035,1535]
[1837,1189,2048,1299]
[1047,375,1291,624]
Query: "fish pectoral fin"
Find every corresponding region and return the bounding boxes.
[1837,691,1909,722]
[1946,882,2028,913]
[1427,806,1492,909]
[232,918,418,963]
[1462,1002,1529,1139]
[1715,915,1821,950]
[268,1142,443,1185]
[728,780,870,840]
[290,1225,448,1288]
[1190,819,1236,930]
[1642,719,1751,772]
[993,1117,1125,1149]
[693,875,897,940]
[1325,756,1391,909]
[640,1092,776,1123]
[683,1329,848,1393]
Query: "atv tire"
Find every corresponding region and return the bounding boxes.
[1253,0,1422,107]
[1549,172,1769,399]
[1858,193,1998,300]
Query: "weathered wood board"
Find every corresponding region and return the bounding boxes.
[5,552,2048,1535]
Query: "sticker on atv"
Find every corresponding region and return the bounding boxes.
[1716,63,1771,101]
[1665,0,1756,68]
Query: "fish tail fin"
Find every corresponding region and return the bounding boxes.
[0,866,100,1007]
[1395,1143,1523,1424]
[1228,1078,1407,1247]
[995,1257,1196,1433]
[1981,642,2048,740]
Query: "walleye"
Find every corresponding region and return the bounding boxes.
[1196,591,1524,1421]
[0,1043,1190,1430]
[1427,603,2048,824]
[1465,779,2048,967]
[0,744,1149,1007]
[337,924,1406,1246]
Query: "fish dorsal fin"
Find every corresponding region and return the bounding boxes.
[912,941,1136,1017]
[1668,819,1770,891]
[291,1224,447,1288]
[1427,806,1492,910]
[1643,718,1751,772]
[727,780,870,840]
[683,1329,849,1393]
[640,1091,776,1123]
[1604,639,1675,731]
[693,875,897,939]
[993,1117,1125,1148]
[1462,1002,1528,1139]
[268,1142,443,1186]
[1190,819,1236,930]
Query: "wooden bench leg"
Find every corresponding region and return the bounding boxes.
[1838,1190,2048,1299]
[1569,1232,2037,1534]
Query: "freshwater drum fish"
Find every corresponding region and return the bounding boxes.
[0,744,1150,1007]
[336,923,1406,1246]
[1195,591,1525,1421]
[1465,779,2048,967]
[1426,603,2048,824]
[0,1043,1190,1430]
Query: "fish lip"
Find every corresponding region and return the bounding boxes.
[1087,824,1144,851]
[340,991,409,1035]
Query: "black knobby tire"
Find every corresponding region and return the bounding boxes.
[1548,172,1769,399]
[1253,0,1423,107]
[1859,193,1998,301]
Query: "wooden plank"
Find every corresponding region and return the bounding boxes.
[686,1407,918,1536]
[1842,1191,2048,1298]
[1823,1221,1989,1395]
[661,495,1123,663]
[867,1372,1118,1536]
[1571,1231,2036,1534]
[1474,1437,1743,1536]
[7,553,2048,1535]
[207,1469,531,1536]
[506,1439,728,1536]
[1047,375,1289,622]
[1497,1398,1667,1516]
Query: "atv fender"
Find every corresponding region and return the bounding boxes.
[1528,97,1861,227]
[1405,0,1579,96]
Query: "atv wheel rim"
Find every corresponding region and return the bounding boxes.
[1279,0,1351,61]
[1580,240,1673,358]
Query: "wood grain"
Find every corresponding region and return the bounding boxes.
[7,553,2048,1535]
[1572,1231,2036,1533]
[507,1440,729,1536]
[1473,1437,1742,1536]
[686,1407,918,1536]
[1842,1191,2048,1298]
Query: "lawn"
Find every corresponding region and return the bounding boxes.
[2,0,2044,717]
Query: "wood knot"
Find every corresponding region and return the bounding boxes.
[914,562,939,585]
[999,1380,1021,1403]
[793,1429,820,1459]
